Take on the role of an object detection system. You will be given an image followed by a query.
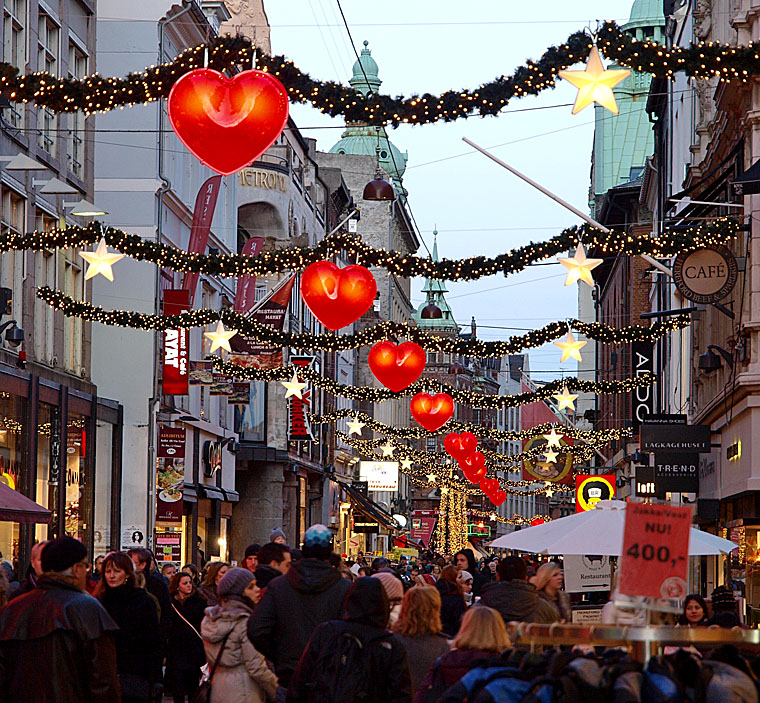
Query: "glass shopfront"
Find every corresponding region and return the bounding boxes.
[0,393,24,563]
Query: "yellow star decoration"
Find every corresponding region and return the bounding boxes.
[543,429,564,449]
[346,417,365,436]
[554,330,587,362]
[490,513,498,521]
[400,458,413,470]
[440,486,449,495]
[379,442,395,458]
[557,243,603,287]
[79,237,124,282]
[281,371,308,399]
[543,449,559,464]
[544,482,555,499]
[558,46,631,115]
[203,321,238,353]
[427,473,437,483]
[553,385,578,412]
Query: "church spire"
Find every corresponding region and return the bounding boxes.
[413,231,458,333]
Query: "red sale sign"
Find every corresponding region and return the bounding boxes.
[619,503,691,600]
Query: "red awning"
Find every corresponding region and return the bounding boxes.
[0,481,52,524]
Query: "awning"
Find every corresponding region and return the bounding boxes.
[0,482,52,524]
[222,488,239,503]
[732,159,760,196]
[198,484,226,501]
[332,478,399,532]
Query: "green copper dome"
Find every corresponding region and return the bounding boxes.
[623,0,664,38]
[329,41,408,191]
[412,233,458,332]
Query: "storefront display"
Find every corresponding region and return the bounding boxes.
[0,393,23,563]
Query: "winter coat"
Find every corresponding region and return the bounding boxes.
[479,580,559,625]
[703,660,759,703]
[145,568,173,629]
[538,589,572,622]
[601,596,647,626]
[397,632,450,695]
[436,580,467,637]
[167,592,208,672]
[200,583,220,607]
[413,649,500,703]
[101,583,163,694]
[0,575,121,703]
[437,659,546,703]
[254,565,281,592]
[201,600,277,703]
[248,557,351,687]
[286,577,412,703]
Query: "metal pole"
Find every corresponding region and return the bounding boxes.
[461,137,674,278]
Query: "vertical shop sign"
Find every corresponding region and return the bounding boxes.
[233,236,265,313]
[156,426,185,522]
[631,341,654,432]
[162,290,189,395]
[288,355,315,442]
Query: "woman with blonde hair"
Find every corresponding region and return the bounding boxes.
[413,606,510,703]
[393,586,450,694]
[531,562,571,622]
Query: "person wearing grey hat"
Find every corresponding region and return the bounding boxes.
[201,568,277,703]
[270,527,286,545]
[0,536,121,702]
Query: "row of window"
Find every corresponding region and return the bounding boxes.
[3,1,88,176]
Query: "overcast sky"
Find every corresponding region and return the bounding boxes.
[265,1,640,379]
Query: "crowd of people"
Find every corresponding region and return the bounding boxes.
[0,529,750,703]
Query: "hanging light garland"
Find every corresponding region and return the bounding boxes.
[3,27,760,123]
[209,357,655,409]
[36,286,692,356]
[468,508,554,526]
[310,408,633,443]
[5,217,740,283]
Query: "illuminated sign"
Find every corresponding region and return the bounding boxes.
[575,475,615,512]
[359,461,399,492]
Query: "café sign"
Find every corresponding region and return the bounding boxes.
[672,245,737,304]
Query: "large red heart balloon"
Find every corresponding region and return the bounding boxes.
[168,68,289,176]
[490,490,507,506]
[458,452,487,483]
[480,478,500,497]
[530,518,545,527]
[410,393,454,431]
[368,341,426,392]
[300,261,377,330]
[444,432,478,461]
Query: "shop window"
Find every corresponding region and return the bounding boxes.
[67,43,87,178]
[63,258,83,373]
[37,12,58,155]
[298,476,306,540]
[0,393,24,564]
[65,413,88,541]
[0,187,25,349]
[93,419,112,554]
[36,403,58,540]
[33,211,56,364]
[2,0,25,127]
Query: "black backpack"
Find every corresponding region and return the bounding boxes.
[304,627,392,703]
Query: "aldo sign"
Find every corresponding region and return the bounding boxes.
[672,245,737,304]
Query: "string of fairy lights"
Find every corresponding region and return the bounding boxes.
[5,218,740,282]
[4,26,760,124]
[35,286,692,357]
[311,408,632,443]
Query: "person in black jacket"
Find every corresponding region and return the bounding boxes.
[96,551,164,703]
[166,571,208,703]
[436,565,467,637]
[0,536,121,703]
[129,547,173,631]
[8,540,47,601]
[454,549,488,597]
[249,524,350,702]
[287,576,412,703]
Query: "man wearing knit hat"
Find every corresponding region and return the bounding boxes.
[249,524,350,703]
[0,536,121,702]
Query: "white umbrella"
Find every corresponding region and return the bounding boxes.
[488,501,737,556]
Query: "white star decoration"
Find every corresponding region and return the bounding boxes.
[203,321,238,353]
[557,243,603,287]
[543,449,559,464]
[79,238,124,281]
[543,429,564,449]
[427,473,437,483]
[400,458,413,470]
[281,371,308,399]
[553,386,578,412]
[558,46,631,115]
[346,417,365,436]
[379,442,395,458]
[554,330,588,363]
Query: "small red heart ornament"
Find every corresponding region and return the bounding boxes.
[368,341,426,392]
[480,478,500,497]
[444,432,478,461]
[530,518,545,527]
[410,393,454,431]
[490,490,507,506]
[300,261,377,330]
[458,452,487,483]
[168,68,289,176]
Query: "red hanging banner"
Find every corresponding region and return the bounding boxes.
[181,175,223,307]
[234,236,265,312]
[162,290,190,395]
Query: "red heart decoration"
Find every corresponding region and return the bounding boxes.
[410,393,454,431]
[444,432,478,461]
[300,261,377,330]
[168,68,289,176]
[480,478,500,497]
[490,490,507,507]
[458,452,487,483]
[530,518,545,527]
[368,341,426,392]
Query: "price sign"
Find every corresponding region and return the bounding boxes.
[619,502,691,600]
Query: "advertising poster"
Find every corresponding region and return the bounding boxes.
[156,426,185,523]
[189,360,214,385]
[410,511,438,547]
[563,554,612,593]
[162,290,189,395]
[359,461,399,492]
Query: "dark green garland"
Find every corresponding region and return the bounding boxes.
[2,24,760,126]
[4,217,740,282]
[36,286,691,357]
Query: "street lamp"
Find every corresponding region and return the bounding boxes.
[63,198,108,217]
